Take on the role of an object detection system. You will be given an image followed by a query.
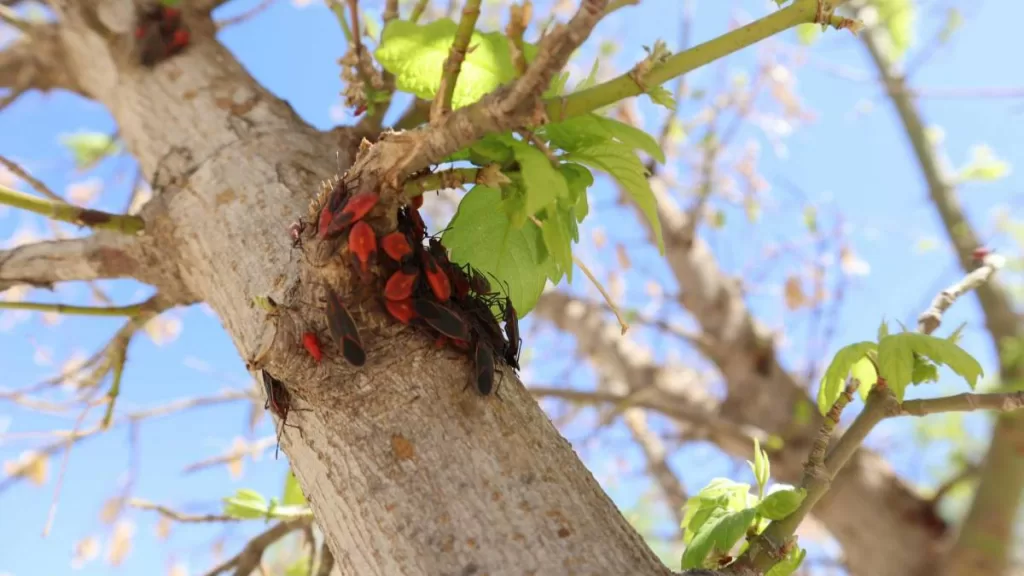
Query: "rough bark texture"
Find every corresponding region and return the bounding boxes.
[17,1,676,574]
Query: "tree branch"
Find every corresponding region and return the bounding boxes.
[129,498,242,523]
[0,234,148,292]
[431,0,481,123]
[202,518,313,576]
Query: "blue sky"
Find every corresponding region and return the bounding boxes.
[0,0,1021,573]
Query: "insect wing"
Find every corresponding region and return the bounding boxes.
[474,341,495,395]
[412,299,470,341]
[325,289,366,366]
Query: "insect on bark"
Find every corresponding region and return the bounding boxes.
[325,288,367,367]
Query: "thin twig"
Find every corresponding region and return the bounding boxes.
[409,0,428,23]
[216,0,278,29]
[431,0,482,123]
[130,498,242,523]
[573,254,628,334]
[0,156,64,203]
[506,2,531,77]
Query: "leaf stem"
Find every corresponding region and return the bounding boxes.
[409,0,429,23]
[0,183,144,234]
[573,254,629,334]
[431,0,482,123]
[543,0,817,122]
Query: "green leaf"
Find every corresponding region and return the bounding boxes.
[363,13,381,43]
[646,86,677,112]
[878,333,984,401]
[444,186,548,315]
[817,341,877,414]
[750,438,769,494]
[282,469,307,507]
[223,489,269,519]
[567,144,664,253]
[694,478,751,509]
[877,319,890,341]
[766,546,807,576]
[543,114,666,164]
[539,207,575,284]
[756,488,806,520]
[912,356,940,385]
[375,20,538,109]
[507,139,568,218]
[285,557,311,576]
[795,23,821,45]
[59,132,121,170]
[946,322,967,345]
[559,163,593,225]
[681,508,758,569]
[802,206,818,234]
[958,144,1011,182]
[547,72,570,98]
[851,356,878,401]
[576,58,601,91]
[872,0,916,61]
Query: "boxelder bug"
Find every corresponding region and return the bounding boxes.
[384,263,420,301]
[470,340,497,397]
[260,370,308,459]
[348,221,377,275]
[316,180,352,240]
[381,232,414,262]
[411,194,424,209]
[412,299,470,342]
[384,298,416,325]
[325,288,367,367]
[323,192,379,239]
[419,249,452,302]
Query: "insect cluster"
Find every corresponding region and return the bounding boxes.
[135,3,191,68]
[262,177,525,457]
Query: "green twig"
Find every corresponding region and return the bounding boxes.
[0,183,144,234]
[0,300,149,316]
[431,0,482,123]
[543,0,819,122]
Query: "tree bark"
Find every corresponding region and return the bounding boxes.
[19,1,675,574]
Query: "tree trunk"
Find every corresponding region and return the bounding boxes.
[35,2,675,574]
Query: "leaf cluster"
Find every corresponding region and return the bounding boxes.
[816,320,983,414]
[375,19,673,316]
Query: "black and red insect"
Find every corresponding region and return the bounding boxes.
[348,220,378,276]
[419,248,452,302]
[135,4,191,68]
[469,339,497,397]
[325,288,366,367]
[381,231,414,262]
[412,298,470,342]
[261,370,308,459]
[384,262,420,301]
[321,192,379,240]
[302,331,323,364]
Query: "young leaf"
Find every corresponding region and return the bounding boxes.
[817,341,877,414]
[576,58,601,91]
[765,546,807,576]
[694,478,752,507]
[646,85,677,111]
[877,319,890,341]
[756,488,807,520]
[507,139,569,217]
[750,438,769,495]
[878,333,984,401]
[567,144,665,253]
[851,356,878,401]
[946,322,967,344]
[680,507,758,569]
[282,469,307,507]
[375,20,538,109]
[912,355,940,385]
[538,207,575,284]
[543,114,666,164]
[877,334,916,400]
[59,132,121,170]
[444,186,548,315]
[223,489,269,520]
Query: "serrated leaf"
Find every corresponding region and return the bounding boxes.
[878,319,890,341]
[567,144,664,253]
[912,356,939,385]
[695,478,751,509]
[59,132,121,170]
[543,114,665,164]
[681,507,758,569]
[946,322,967,344]
[576,58,601,91]
[375,20,538,109]
[506,139,568,217]
[560,163,593,225]
[879,333,984,401]
[469,134,514,166]
[851,356,878,401]
[444,186,548,315]
[766,546,807,576]
[647,86,677,111]
[282,470,307,507]
[223,489,269,519]
[817,341,877,414]
[539,207,574,284]
[756,488,806,520]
